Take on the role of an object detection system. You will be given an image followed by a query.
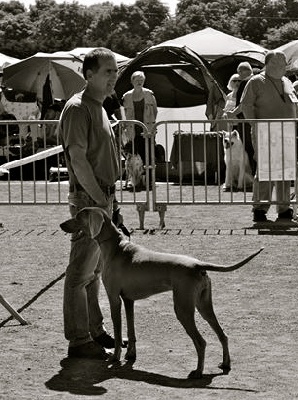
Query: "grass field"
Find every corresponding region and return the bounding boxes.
[0,202,298,400]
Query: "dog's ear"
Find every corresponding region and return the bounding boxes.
[60,208,105,239]
[78,208,105,239]
[60,218,83,233]
[232,130,240,138]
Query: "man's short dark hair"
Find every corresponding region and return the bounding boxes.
[82,47,115,79]
[265,50,286,65]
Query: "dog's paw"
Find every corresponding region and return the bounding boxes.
[218,362,231,374]
[188,370,203,379]
[109,352,121,363]
[124,351,136,361]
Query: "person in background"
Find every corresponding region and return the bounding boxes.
[43,103,64,146]
[222,73,241,115]
[122,71,157,166]
[59,48,123,359]
[241,50,297,222]
[103,90,123,121]
[103,90,124,159]
[227,61,256,174]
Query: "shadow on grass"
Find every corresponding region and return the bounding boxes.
[45,357,259,395]
[246,218,298,235]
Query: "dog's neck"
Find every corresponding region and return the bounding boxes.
[96,223,128,261]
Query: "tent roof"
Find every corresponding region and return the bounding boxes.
[0,53,19,72]
[274,40,298,73]
[70,48,130,63]
[115,45,225,108]
[157,27,267,60]
[53,48,130,64]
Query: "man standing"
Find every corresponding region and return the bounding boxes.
[59,48,121,358]
[241,50,297,222]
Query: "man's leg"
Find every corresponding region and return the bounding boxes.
[276,180,292,218]
[252,177,271,221]
[63,192,108,358]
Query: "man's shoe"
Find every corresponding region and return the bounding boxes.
[253,210,267,222]
[94,331,115,349]
[278,208,293,220]
[94,331,128,348]
[68,341,108,359]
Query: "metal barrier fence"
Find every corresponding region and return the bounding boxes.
[0,118,297,228]
[151,118,297,227]
[0,119,151,228]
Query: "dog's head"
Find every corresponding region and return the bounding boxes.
[60,207,110,239]
[222,130,241,149]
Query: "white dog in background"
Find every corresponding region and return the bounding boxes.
[124,152,144,190]
[222,130,254,191]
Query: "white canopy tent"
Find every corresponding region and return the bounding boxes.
[157,27,267,61]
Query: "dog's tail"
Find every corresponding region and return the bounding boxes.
[201,248,264,272]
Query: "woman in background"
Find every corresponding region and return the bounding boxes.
[122,71,157,165]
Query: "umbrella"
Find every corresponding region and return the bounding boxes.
[274,40,298,74]
[2,52,85,101]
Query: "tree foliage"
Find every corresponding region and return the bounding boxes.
[0,0,298,59]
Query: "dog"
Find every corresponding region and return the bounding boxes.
[222,130,254,191]
[60,208,263,379]
[122,141,144,190]
[124,152,144,190]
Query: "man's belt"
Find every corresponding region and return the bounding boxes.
[69,183,116,196]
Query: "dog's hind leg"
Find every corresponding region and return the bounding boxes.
[173,287,206,379]
[196,277,231,374]
[122,297,136,361]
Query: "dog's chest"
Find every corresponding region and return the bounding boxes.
[224,144,244,165]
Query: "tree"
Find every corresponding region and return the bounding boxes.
[135,0,169,31]
[150,17,189,43]
[0,0,25,15]
[265,21,298,49]
[0,13,36,58]
[84,1,168,57]
[29,1,93,53]
[237,0,287,44]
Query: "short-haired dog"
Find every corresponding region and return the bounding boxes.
[61,208,263,379]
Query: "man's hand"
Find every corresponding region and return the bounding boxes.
[112,207,123,226]
[112,208,130,238]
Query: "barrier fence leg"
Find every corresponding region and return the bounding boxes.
[0,294,28,325]
[136,203,146,230]
[155,204,167,229]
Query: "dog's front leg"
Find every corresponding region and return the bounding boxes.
[108,296,123,361]
[123,297,136,361]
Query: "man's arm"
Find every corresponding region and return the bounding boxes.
[239,80,257,120]
[68,144,108,207]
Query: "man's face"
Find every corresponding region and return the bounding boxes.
[266,54,287,79]
[238,67,252,80]
[90,58,118,97]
